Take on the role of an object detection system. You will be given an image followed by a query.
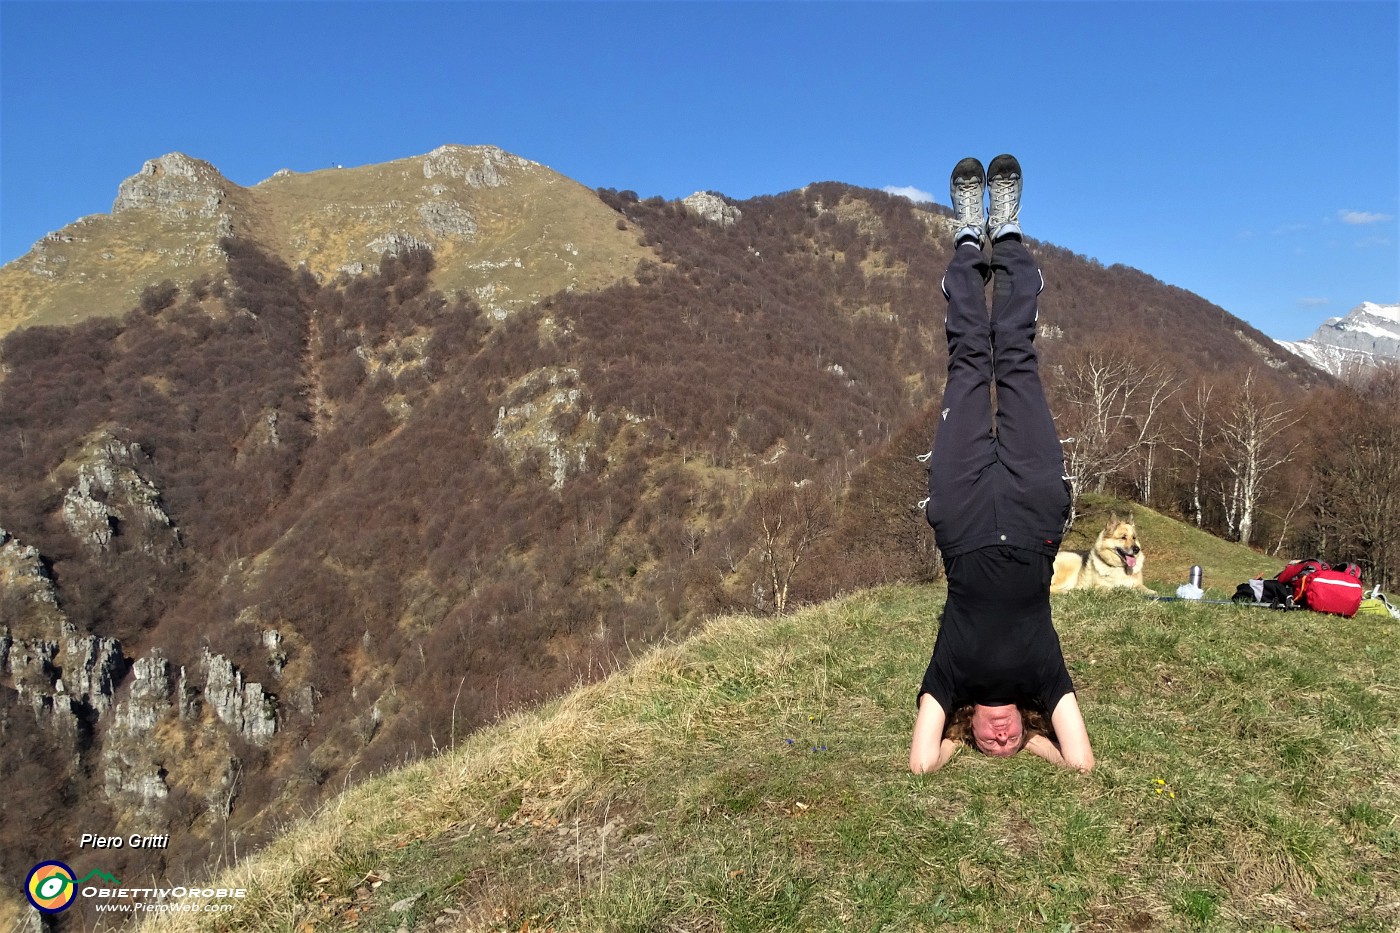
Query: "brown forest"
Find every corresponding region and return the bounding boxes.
[1,183,1394,924]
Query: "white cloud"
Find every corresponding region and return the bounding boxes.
[883,185,935,204]
[1298,297,1330,307]
[1338,210,1394,225]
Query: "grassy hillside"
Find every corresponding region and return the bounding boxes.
[128,521,1399,933]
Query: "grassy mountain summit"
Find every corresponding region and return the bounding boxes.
[0,145,650,335]
[0,150,1357,928]
[130,504,1398,933]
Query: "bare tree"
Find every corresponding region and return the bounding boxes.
[751,478,836,613]
[1170,380,1217,528]
[1267,476,1314,557]
[1349,370,1400,587]
[1215,369,1301,548]
[1050,342,1180,511]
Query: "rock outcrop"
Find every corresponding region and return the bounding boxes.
[0,526,62,624]
[417,198,479,238]
[682,191,742,227]
[58,627,125,716]
[112,654,177,733]
[58,432,180,557]
[112,153,232,220]
[4,521,278,825]
[1,527,77,751]
[102,654,176,815]
[2,617,126,753]
[421,144,534,188]
[366,232,434,258]
[492,367,597,490]
[198,649,277,745]
[4,633,60,702]
[102,647,278,822]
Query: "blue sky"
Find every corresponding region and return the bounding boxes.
[1,1,1395,342]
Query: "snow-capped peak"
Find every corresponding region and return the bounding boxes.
[1359,301,1400,324]
[1276,301,1400,377]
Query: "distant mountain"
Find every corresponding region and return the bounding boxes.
[1276,301,1400,377]
[0,146,649,336]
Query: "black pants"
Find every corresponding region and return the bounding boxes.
[924,238,1070,559]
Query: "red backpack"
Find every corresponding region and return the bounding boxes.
[1280,558,1364,617]
[1277,558,1328,589]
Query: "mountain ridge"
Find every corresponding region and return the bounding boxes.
[0,145,651,335]
[0,142,1352,389]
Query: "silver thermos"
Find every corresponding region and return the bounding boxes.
[1189,565,1203,588]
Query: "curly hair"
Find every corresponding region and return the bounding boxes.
[945,704,1054,754]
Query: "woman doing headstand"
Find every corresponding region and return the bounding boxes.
[909,155,1095,774]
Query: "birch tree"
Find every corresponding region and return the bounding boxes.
[1170,380,1217,528]
[1216,369,1300,548]
[751,478,835,613]
[1050,343,1179,511]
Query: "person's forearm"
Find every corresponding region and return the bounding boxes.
[1027,735,1093,771]
[912,738,961,773]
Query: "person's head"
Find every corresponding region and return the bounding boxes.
[970,703,1024,756]
[947,703,1049,757]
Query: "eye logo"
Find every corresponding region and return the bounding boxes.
[26,861,77,913]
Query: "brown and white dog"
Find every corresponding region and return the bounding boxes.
[1050,513,1151,593]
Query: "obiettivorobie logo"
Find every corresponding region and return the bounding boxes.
[25,862,120,914]
[25,860,247,917]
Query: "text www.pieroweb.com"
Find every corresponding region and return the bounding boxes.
[90,900,235,914]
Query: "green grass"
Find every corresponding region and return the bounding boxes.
[135,531,1399,933]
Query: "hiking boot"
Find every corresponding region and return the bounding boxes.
[949,157,986,246]
[987,153,1022,241]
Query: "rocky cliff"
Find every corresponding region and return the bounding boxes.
[1,437,292,880]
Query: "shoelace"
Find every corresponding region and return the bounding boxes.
[951,177,984,225]
[988,175,1020,224]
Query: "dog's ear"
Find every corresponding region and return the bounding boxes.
[1104,512,1120,529]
